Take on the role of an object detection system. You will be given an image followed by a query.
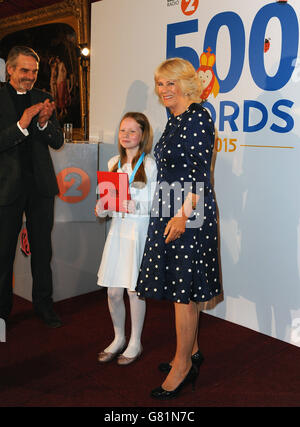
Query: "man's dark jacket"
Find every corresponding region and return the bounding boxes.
[0,84,64,205]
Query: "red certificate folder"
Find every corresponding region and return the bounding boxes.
[97,171,131,213]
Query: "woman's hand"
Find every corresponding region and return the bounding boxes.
[164,216,187,244]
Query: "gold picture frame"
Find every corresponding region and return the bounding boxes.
[0,0,89,140]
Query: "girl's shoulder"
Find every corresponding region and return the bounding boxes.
[144,154,156,170]
[108,154,120,170]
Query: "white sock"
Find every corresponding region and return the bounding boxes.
[104,287,126,353]
[122,291,146,358]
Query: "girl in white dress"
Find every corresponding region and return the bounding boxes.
[96,112,157,365]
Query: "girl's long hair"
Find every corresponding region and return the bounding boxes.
[110,112,153,185]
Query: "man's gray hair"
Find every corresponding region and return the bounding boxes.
[6,46,39,81]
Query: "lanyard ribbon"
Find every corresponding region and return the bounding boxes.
[118,152,145,185]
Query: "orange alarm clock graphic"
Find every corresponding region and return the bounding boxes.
[197,47,220,100]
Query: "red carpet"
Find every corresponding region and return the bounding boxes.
[1,290,300,407]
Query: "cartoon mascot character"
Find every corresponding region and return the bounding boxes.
[197,47,219,100]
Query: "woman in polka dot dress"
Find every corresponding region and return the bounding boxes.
[136,58,222,399]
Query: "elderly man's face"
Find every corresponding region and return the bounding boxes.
[7,54,39,92]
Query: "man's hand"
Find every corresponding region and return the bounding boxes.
[19,102,44,130]
[38,99,56,128]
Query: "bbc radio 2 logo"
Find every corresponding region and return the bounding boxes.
[56,167,91,204]
[167,0,199,16]
[0,318,6,343]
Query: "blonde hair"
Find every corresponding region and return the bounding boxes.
[110,112,153,185]
[154,57,203,104]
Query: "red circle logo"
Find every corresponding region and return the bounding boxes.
[181,0,199,16]
[56,167,91,203]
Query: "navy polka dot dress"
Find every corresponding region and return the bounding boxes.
[136,103,221,304]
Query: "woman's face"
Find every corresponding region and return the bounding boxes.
[119,117,143,153]
[156,77,188,115]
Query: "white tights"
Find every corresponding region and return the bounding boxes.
[104,287,146,358]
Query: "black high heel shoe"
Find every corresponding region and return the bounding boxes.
[151,365,198,400]
[158,350,204,373]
